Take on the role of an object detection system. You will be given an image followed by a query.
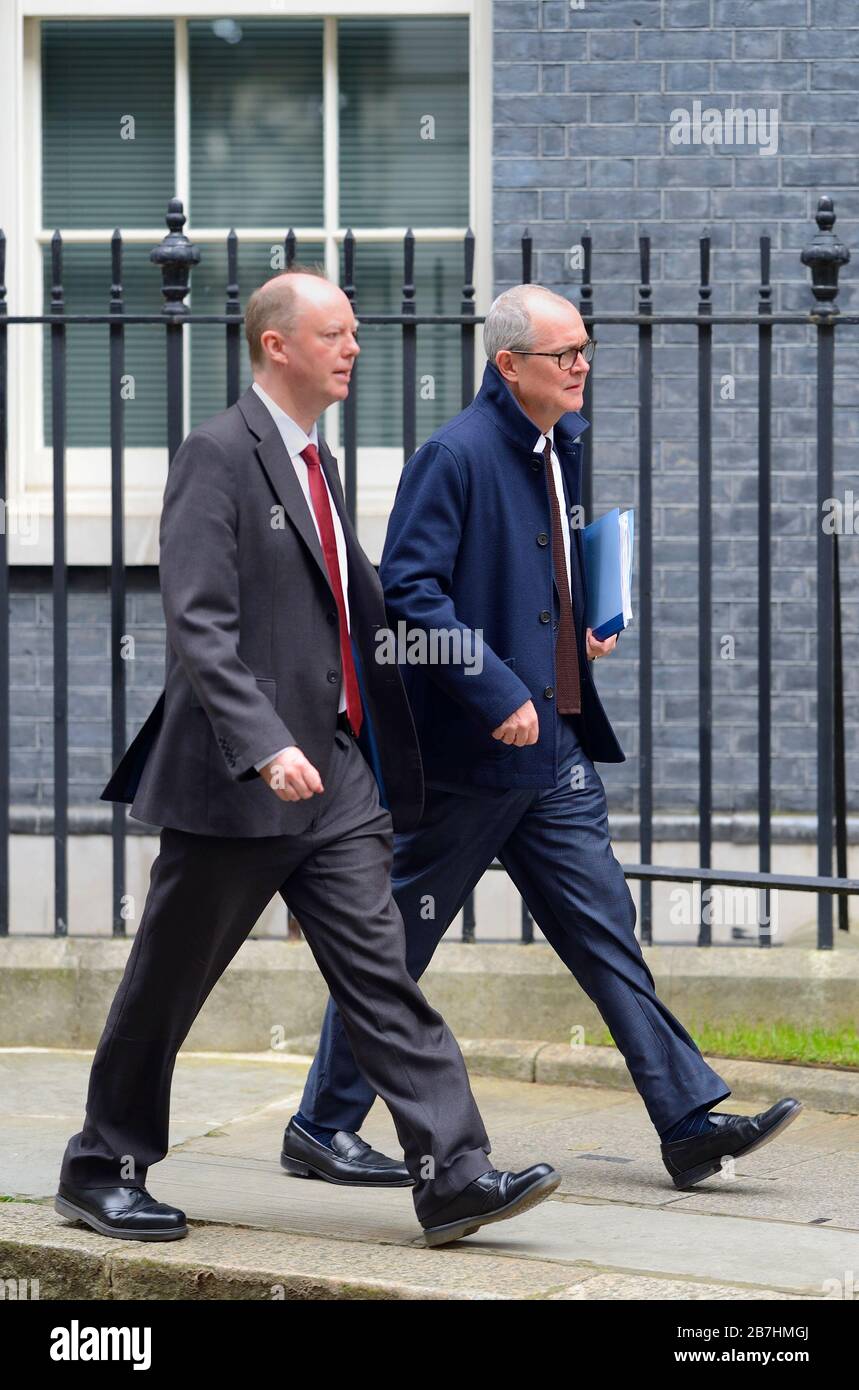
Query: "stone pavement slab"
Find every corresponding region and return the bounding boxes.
[1,1048,857,1300]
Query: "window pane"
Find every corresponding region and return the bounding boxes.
[189,19,324,227]
[43,244,166,448]
[339,18,469,228]
[339,240,466,449]
[190,239,325,428]
[42,21,175,229]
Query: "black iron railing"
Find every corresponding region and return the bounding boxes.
[0,196,856,946]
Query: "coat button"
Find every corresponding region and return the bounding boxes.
[326,611,337,625]
[544,686,554,699]
[536,533,549,547]
[326,669,338,683]
[531,460,541,472]
[539,610,550,623]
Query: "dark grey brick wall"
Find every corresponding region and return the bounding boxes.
[9,571,164,807]
[494,0,859,813]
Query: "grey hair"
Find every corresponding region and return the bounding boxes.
[483,283,571,365]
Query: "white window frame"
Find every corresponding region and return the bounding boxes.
[2,0,492,564]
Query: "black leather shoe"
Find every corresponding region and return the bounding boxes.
[280,1118,414,1187]
[54,1182,188,1241]
[421,1165,560,1247]
[661,1097,802,1190]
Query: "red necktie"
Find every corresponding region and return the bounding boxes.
[300,444,363,736]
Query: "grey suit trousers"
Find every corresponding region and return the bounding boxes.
[61,729,494,1222]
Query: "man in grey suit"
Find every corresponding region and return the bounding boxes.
[56,268,559,1248]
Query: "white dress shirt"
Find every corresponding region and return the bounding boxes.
[534,426,573,597]
[250,381,350,771]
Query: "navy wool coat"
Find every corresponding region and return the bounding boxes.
[378,359,625,790]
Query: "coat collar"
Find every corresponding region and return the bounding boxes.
[472,359,590,458]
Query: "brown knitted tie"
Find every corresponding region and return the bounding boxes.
[543,437,581,714]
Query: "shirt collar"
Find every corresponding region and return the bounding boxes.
[534,426,555,457]
[251,380,319,456]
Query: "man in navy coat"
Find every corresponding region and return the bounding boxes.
[282,283,800,1193]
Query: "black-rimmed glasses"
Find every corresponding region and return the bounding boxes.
[509,340,597,369]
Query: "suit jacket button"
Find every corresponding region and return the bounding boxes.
[531,460,541,472]
[326,669,338,683]
[539,610,550,623]
[326,611,337,625]
[544,686,555,699]
[537,532,549,547]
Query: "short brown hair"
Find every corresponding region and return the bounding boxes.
[244,263,328,368]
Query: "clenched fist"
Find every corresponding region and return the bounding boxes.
[258,747,324,801]
[491,699,539,747]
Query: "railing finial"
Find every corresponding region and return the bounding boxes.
[150,197,200,318]
[801,195,850,316]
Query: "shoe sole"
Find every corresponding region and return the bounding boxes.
[422,1170,562,1248]
[669,1101,803,1190]
[54,1194,188,1241]
[280,1151,414,1187]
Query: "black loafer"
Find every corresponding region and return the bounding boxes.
[421,1164,560,1247]
[55,1182,188,1241]
[661,1097,803,1190]
[280,1118,414,1187]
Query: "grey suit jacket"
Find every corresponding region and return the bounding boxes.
[101,385,424,837]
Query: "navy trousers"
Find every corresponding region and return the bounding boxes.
[299,712,731,1137]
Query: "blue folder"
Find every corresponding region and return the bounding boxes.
[582,507,635,642]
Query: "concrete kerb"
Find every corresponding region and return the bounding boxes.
[0,1203,826,1302]
[277,1036,859,1115]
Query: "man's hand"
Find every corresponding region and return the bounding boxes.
[586,627,618,661]
[492,699,539,747]
[258,747,324,801]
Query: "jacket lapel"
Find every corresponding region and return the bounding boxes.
[238,387,333,597]
[318,437,375,595]
[317,437,349,522]
[256,431,334,597]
